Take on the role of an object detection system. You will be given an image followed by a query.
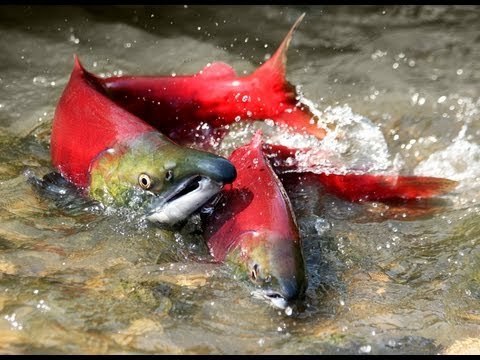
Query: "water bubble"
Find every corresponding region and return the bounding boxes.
[371,49,387,60]
[36,299,51,311]
[437,96,447,104]
[392,62,399,69]
[411,92,419,104]
[123,42,132,48]
[314,217,330,235]
[32,76,47,86]
[386,339,397,348]
[285,307,293,316]
[456,69,463,75]
[359,345,371,353]
[258,338,265,346]
[4,313,23,331]
[68,34,80,44]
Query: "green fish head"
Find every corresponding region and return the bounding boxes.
[89,132,236,225]
[227,230,307,309]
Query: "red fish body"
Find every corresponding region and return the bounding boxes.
[98,13,326,143]
[204,131,307,307]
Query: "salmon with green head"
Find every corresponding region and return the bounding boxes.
[50,56,236,226]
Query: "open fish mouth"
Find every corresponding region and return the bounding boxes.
[251,289,290,310]
[146,175,223,226]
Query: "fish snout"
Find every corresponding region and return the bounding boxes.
[195,156,237,184]
[280,276,306,302]
[237,231,307,309]
[263,273,307,310]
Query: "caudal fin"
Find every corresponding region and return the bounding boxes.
[263,143,458,201]
[313,173,458,202]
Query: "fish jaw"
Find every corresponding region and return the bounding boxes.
[145,176,222,225]
[89,131,236,225]
[226,230,307,309]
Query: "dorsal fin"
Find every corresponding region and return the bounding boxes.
[198,61,237,79]
[252,13,305,81]
[72,54,109,95]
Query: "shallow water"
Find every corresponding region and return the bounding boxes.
[0,5,479,355]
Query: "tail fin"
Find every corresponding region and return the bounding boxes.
[263,143,458,201]
[252,13,305,82]
[316,173,458,202]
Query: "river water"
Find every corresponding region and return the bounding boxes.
[0,5,479,354]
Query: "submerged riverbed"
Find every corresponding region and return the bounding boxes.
[0,5,479,354]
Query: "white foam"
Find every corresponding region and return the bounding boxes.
[415,126,480,192]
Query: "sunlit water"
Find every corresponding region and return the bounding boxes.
[0,5,479,355]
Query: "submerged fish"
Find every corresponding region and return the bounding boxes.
[204,131,307,309]
[93,13,326,143]
[49,56,236,225]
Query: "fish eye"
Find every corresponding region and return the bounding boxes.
[251,263,259,281]
[138,173,152,189]
[165,170,174,182]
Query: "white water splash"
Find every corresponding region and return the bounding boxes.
[299,104,392,174]
[272,102,393,175]
[415,125,480,192]
[220,102,393,175]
